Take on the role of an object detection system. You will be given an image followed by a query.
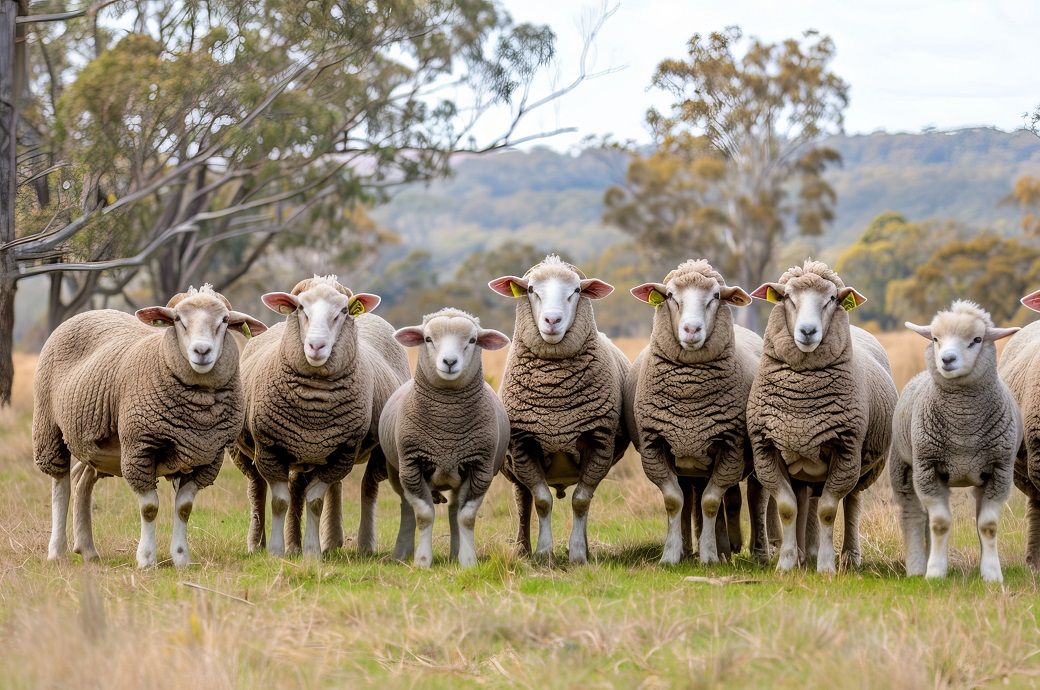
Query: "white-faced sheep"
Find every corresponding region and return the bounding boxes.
[379,309,510,567]
[747,260,897,573]
[996,288,1040,569]
[891,301,1020,582]
[232,275,409,558]
[33,285,267,568]
[488,254,631,564]
[623,259,773,565]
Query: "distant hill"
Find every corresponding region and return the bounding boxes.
[369,127,1040,269]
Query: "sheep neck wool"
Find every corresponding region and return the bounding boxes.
[277,309,359,378]
[511,296,597,360]
[761,304,852,371]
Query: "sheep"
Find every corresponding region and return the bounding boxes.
[33,285,267,568]
[747,260,897,573]
[489,254,631,564]
[891,301,1020,582]
[378,309,511,567]
[996,288,1040,569]
[232,275,409,558]
[623,259,773,565]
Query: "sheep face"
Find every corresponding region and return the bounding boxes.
[488,255,612,345]
[396,311,509,385]
[906,301,1018,379]
[136,290,266,374]
[752,279,863,354]
[262,284,380,367]
[631,275,750,351]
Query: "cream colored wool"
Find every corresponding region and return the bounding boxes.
[747,260,896,571]
[232,276,409,555]
[623,259,768,564]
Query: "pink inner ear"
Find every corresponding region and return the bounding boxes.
[394,327,425,347]
[1022,289,1040,313]
[351,293,381,313]
[630,283,658,303]
[261,293,298,314]
[476,329,510,351]
[489,275,527,297]
[749,284,773,300]
[580,279,614,300]
[135,306,174,327]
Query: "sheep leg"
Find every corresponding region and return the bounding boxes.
[302,479,329,558]
[746,476,770,562]
[245,463,267,554]
[401,483,436,568]
[319,481,344,554]
[135,489,160,569]
[699,480,726,565]
[767,495,782,550]
[774,479,800,572]
[840,491,863,570]
[1027,497,1040,570]
[533,481,554,560]
[890,456,927,575]
[724,485,743,556]
[448,494,461,561]
[268,480,289,557]
[974,487,1003,583]
[285,472,307,556]
[457,494,485,569]
[640,445,684,565]
[388,467,415,561]
[804,495,819,567]
[47,474,71,561]
[170,477,198,568]
[513,481,533,556]
[679,478,695,557]
[919,482,952,579]
[358,454,386,555]
[72,461,100,562]
[816,490,840,574]
[795,485,811,567]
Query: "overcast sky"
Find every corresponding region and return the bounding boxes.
[471,0,1040,150]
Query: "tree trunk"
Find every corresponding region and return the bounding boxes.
[0,1,20,406]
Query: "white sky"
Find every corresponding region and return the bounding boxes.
[471,0,1040,150]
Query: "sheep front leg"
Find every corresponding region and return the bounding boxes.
[320,481,343,553]
[640,443,684,565]
[358,451,387,555]
[510,444,554,560]
[47,474,71,561]
[746,476,770,562]
[700,447,745,564]
[571,440,615,565]
[268,480,290,557]
[817,450,860,574]
[302,479,329,558]
[448,495,460,561]
[914,463,952,578]
[753,442,799,571]
[513,479,533,556]
[72,461,100,562]
[387,466,415,561]
[134,489,160,569]
[170,477,198,567]
[976,460,1012,584]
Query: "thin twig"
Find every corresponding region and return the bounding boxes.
[182,581,254,605]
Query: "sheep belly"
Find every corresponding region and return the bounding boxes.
[674,455,712,476]
[545,451,580,488]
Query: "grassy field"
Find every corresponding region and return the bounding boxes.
[2,334,1040,689]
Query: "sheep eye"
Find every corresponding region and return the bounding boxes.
[424,336,432,343]
[973,337,982,344]
[829,295,836,302]
[341,307,349,315]
[469,337,476,344]
[714,292,720,300]
[666,292,673,300]
[222,315,229,324]
[574,287,580,294]
[932,337,938,343]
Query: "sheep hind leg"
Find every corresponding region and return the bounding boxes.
[513,482,533,557]
[72,461,100,562]
[302,479,329,558]
[532,482,554,561]
[747,477,770,562]
[358,456,386,555]
[320,481,343,554]
[448,494,460,561]
[47,474,71,561]
[243,462,267,554]
[388,468,415,562]
[724,484,742,556]
[679,478,695,559]
[285,472,307,556]
[1027,497,1040,570]
[268,480,289,558]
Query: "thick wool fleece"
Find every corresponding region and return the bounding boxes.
[997,320,1040,563]
[747,277,896,500]
[33,309,242,493]
[500,295,631,494]
[236,312,408,486]
[891,335,1019,505]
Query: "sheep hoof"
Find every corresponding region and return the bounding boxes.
[980,563,1003,584]
[777,548,798,572]
[74,545,100,562]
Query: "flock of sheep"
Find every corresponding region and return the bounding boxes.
[30,254,1040,583]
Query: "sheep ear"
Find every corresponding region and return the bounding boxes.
[262,292,299,315]
[985,326,1019,342]
[476,329,510,351]
[837,287,867,311]
[631,283,667,306]
[136,306,176,328]
[1021,289,1040,313]
[580,278,614,300]
[228,311,267,338]
[905,322,932,340]
[347,293,380,316]
[721,286,752,307]
[489,276,528,298]
[394,327,425,347]
[750,283,785,303]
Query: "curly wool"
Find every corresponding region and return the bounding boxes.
[32,305,243,494]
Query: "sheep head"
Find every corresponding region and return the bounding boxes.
[905,300,1018,380]
[395,308,509,386]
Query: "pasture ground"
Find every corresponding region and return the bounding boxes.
[2,334,1039,688]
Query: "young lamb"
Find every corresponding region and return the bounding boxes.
[747,260,897,573]
[891,301,1020,582]
[489,254,631,564]
[232,275,409,558]
[33,285,267,568]
[996,288,1040,569]
[624,259,772,565]
[378,309,511,567]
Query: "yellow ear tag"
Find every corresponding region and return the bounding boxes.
[509,282,524,298]
[647,289,665,307]
[278,305,294,315]
[152,319,167,327]
[349,298,366,316]
[240,323,252,339]
[841,292,860,311]
[765,286,782,303]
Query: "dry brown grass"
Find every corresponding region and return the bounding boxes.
[3,341,1040,688]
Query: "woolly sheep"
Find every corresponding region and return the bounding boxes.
[232,275,409,558]
[747,260,897,573]
[379,309,511,567]
[996,288,1040,569]
[489,254,631,564]
[624,259,773,565]
[891,301,1020,582]
[33,285,267,568]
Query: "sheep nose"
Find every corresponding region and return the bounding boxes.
[306,340,326,353]
[192,344,212,357]
[799,325,818,338]
[941,353,956,365]
[543,314,562,326]
[442,356,458,369]
[683,323,702,335]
